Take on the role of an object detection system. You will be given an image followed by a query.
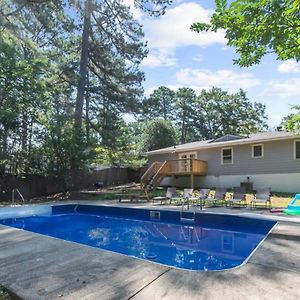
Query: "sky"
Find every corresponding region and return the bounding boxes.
[124,0,300,128]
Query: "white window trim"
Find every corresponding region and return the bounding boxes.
[294,140,300,160]
[178,152,197,159]
[252,143,264,158]
[221,147,233,165]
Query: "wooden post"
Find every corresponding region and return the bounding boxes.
[190,173,194,189]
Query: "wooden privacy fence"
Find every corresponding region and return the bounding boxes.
[0,167,141,201]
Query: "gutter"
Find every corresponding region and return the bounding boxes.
[146,134,300,156]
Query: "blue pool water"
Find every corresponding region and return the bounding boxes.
[0,205,276,271]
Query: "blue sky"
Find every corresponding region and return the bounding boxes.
[125,0,300,128]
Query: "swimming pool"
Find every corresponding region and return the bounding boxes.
[0,204,276,271]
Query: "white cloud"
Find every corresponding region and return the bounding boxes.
[277,60,300,73]
[141,49,177,67]
[175,68,261,92]
[122,0,142,20]
[142,2,226,67]
[143,3,225,50]
[145,67,261,95]
[263,78,300,98]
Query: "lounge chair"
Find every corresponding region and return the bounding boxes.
[227,186,247,207]
[206,188,227,206]
[152,187,176,205]
[181,188,194,202]
[181,188,194,209]
[251,188,271,208]
[194,188,210,209]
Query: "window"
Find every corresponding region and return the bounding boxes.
[252,144,263,158]
[221,148,233,164]
[295,140,300,160]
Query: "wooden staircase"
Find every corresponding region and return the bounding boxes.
[140,161,165,190]
[141,159,208,190]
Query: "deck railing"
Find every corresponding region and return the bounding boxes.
[141,161,163,186]
[141,159,207,188]
[159,159,207,175]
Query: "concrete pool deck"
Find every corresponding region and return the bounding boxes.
[0,201,300,300]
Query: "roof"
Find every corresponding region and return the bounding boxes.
[146,131,300,155]
[210,134,246,143]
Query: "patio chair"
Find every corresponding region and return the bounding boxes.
[152,187,177,205]
[194,188,210,209]
[181,188,194,209]
[226,186,247,207]
[182,188,194,201]
[251,188,271,209]
[206,188,227,206]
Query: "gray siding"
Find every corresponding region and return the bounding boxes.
[148,139,300,175]
[199,139,300,175]
[147,152,177,165]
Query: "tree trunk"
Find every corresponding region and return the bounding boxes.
[1,128,8,157]
[0,127,8,173]
[74,0,92,133]
[85,72,90,140]
[163,96,167,120]
[21,110,28,152]
[181,110,186,144]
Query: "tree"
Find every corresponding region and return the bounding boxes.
[141,86,176,120]
[72,0,172,136]
[191,0,300,66]
[0,0,77,176]
[175,88,198,144]
[0,0,173,178]
[194,87,268,139]
[0,31,53,174]
[282,105,300,132]
[74,0,92,134]
[140,120,178,152]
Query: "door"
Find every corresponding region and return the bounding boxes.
[179,152,197,172]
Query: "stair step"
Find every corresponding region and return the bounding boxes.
[180,211,195,224]
[180,217,195,224]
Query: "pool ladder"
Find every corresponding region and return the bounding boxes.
[12,188,25,206]
[180,200,195,224]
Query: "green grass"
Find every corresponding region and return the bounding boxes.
[79,188,166,201]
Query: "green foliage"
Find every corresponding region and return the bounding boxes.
[282,105,300,132]
[191,0,300,66]
[0,0,272,182]
[140,119,179,152]
[142,86,176,121]
[195,88,268,139]
[0,285,9,298]
[140,86,268,145]
[0,0,169,177]
[175,87,198,143]
[134,0,172,16]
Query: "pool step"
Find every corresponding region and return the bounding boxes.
[180,211,195,224]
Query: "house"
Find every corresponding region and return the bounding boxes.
[143,131,300,193]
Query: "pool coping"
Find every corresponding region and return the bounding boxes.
[4,199,300,223]
[0,202,300,299]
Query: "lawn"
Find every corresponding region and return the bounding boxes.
[74,187,294,209]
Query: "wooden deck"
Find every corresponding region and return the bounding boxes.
[141,159,207,189]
